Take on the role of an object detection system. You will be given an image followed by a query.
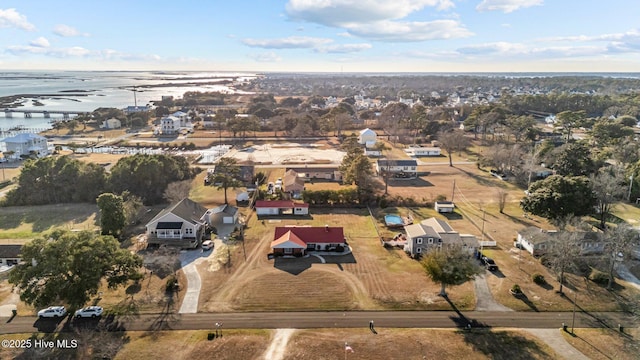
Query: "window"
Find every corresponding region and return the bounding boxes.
[428,237,434,244]
[416,238,423,244]
[284,248,292,254]
[416,248,422,254]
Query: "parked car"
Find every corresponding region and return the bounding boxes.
[74,306,103,318]
[202,240,214,251]
[481,256,498,271]
[38,306,67,318]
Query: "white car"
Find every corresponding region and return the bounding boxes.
[202,240,214,251]
[37,306,67,318]
[74,306,103,318]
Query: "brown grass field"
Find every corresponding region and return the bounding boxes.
[0,328,561,360]
[561,328,639,360]
[198,208,475,312]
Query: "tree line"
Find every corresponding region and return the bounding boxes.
[2,154,198,207]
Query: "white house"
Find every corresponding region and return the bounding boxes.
[2,133,49,158]
[358,128,377,145]
[100,118,122,129]
[405,146,441,157]
[0,245,21,267]
[123,105,152,114]
[404,218,478,258]
[160,116,181,135]
[206,204,239,225]
[376,159,418,178]
[145,198,209,248]
[255,200,309,216]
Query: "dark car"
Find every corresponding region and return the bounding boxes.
[482,256,498,271]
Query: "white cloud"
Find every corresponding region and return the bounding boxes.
[7,45,91,57]
[347,19,472,42]
[242,36,333,49]
[248,52,282,62]
[286,0,454,26]
[53,24,89,37]
[316,43,372,53]
[476,0,543,13]
[29,37,50,48]
[0,8,35,31]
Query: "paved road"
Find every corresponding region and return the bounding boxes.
[1,311,634,334]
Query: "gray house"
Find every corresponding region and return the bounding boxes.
[0,245,22,267]
[403,218,478,258]
[516,226,604,256]
[376,159,418,179]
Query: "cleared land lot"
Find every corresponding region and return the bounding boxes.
[0,328,561,360]
[226,143,345,165]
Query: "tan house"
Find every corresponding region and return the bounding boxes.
[283,169,305,195]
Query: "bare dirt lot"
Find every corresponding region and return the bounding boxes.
[226,143,345,165]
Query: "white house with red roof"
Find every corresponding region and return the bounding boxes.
[255,200,309,216]
[271,226,346,256]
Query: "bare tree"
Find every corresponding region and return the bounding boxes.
[437,130,469,167]
[603,224,639,290]
[163,180,192,204]
[591,167,626,229]
[545,218,589,294]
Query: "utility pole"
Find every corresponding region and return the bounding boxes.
[451,179,456,201]
[480,208,486,254]
[628,174,633,202]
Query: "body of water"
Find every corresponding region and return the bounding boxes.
[0,71,257,130]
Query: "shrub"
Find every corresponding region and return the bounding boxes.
[436,194,447,202]
[165,275,179,292]
[532,274,546,285]
[511,284,522,294]
[589,268,609,285]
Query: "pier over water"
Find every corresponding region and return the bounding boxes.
[3,108,87,120]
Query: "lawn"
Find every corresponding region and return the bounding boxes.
[199,207,476,312]
[562,328,639,360]
[0,203,99,240]
[0,328,562,360]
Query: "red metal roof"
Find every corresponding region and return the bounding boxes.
[255,200,309,208]
[273,226,344,244]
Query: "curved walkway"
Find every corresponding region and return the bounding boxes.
[524,329,590,360]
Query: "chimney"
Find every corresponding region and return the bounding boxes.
[325,225,329,232]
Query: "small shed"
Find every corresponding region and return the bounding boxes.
[358,128,377,145]
[435,201,455,213]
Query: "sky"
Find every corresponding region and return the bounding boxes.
[0,0,638,73]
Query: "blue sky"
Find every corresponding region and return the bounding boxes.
[0,0,638,72]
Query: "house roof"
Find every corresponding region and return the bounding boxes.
[286,167,339,174]
[2,133,46,143]
[270,231,307,249]
[0,244,22,258]
[148,198,208,226]
[359,128,376,136]
[255,200,309,208]
[518,226,558,245]
[210,204,238,216]
[404,223,440,239]
[377,159,418,167]
[273,226,344,244]
[284,169,305,189]
[420,218,454,233]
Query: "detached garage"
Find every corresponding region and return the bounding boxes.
[255,200,309,216]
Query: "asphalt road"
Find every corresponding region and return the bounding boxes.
[1,311,635,334]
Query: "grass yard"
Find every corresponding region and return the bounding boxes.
[0,327,562,360]
[287,328,558,360]
[561,328,639,360]
[199,207,476,312]
[0,203,99,240]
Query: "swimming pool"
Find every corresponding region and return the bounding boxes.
[384,214,404,227]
